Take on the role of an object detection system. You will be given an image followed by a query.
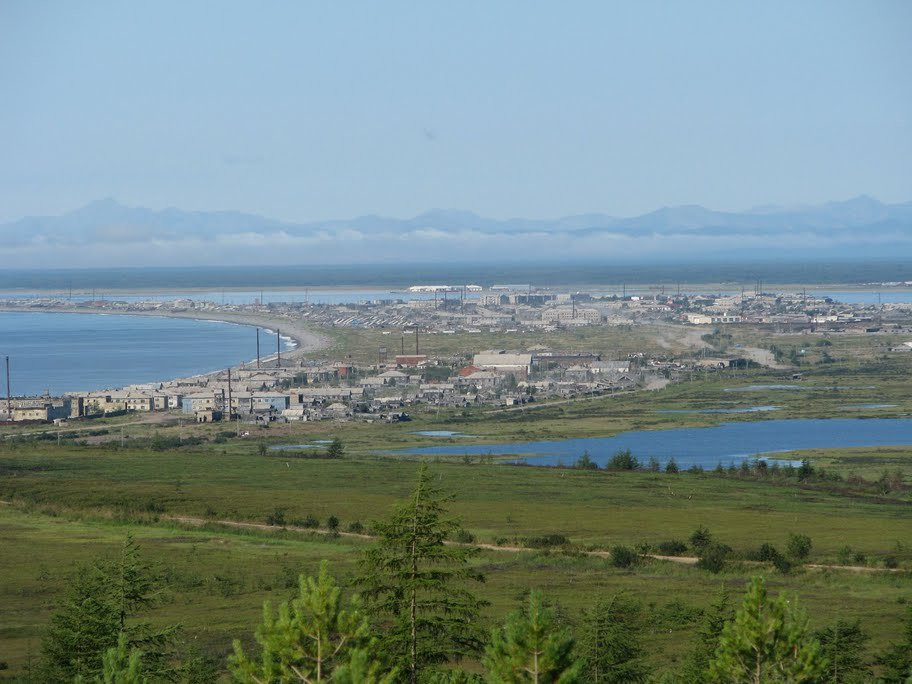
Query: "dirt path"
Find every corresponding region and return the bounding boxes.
[1,414,174,440]
[164,513,896,574]
[740,346,790,370]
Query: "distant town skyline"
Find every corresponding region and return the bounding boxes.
[1,1,910,227]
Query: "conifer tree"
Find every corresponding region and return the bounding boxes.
[358,463,487,683]
[40,535,177,682]
[577,594,648,683]
[875,605,912,683]
[681,584,732,682]
[229,560,385,683]
[98,632,147,684]
[814,618,870,683]
[40,563,121,681]
[483,590,582,683]
[708,576,827,683]
[103,534,177,679]
[330,648,400,684]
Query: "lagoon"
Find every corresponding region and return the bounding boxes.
[392,418,912,469]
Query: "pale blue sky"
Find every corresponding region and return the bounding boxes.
[1,1,910,224]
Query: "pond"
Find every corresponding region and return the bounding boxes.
[389,418,912,469]
[657,406,780,414]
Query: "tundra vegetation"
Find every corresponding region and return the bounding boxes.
[1,462,909,682]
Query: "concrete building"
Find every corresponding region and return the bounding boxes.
[472,352,533,375]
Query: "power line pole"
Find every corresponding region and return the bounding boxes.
[5,356,11,419]
[276,328,281,368]
[256,328,260,369]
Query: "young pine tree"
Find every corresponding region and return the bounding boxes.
[814,618,870,683]
[708,576,827,683]
[483,590,583,683]
[97,632,147,684]
[358,463,487,683]
[680,584,732,683]
[577,594,648,683]
[229,560,388,683]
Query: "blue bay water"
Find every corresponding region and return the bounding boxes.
[391,418,912,469]
[0,312,289,396]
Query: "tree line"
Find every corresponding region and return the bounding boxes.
[35,464,912,683]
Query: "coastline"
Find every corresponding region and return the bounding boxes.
[0,305,330,392]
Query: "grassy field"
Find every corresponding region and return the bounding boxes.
[1,335,911,680]
[1,439,910,679]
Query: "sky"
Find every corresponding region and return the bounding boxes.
[1,1,910,226]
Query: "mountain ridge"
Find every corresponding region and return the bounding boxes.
[2,197,910,267]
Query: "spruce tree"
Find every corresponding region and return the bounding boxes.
[103,534,177,679]
[875,605,912,683]
[229,560,385,683]
[483,590,582,683]
[680,584,732,682]
[358,463,487,683]
[577,594,648,683]
[40,563,121,681]
[708,576,827,683]
[41,535,176,682]
[814,618,870,683]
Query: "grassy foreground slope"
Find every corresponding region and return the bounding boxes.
[1,442,910,679]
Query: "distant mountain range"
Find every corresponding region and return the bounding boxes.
[2,196,911,267]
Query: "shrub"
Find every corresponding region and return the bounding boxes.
[883,556,899,569]
[291,514,319,529]
[611,545,638,569]
[757,543,779,562]
[326,515,340,531]
[648,457,661,472]
[771,553,793,574]
[607,449,639,470]
[575,451,598,469]
[696,543,729,574]
[453,529,476,544]
[657,540,688,556]
[347,520,364,534]
[143,499,166,514]
[853,551,867,565]
[524,534,570,549]
[325,438,345,459]
[665,457,679,474]
[837,545,853,565]
[265,508,286,526]
[690,525,713,551]
[787,533,813,561]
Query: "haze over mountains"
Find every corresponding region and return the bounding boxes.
[2,196,911,268]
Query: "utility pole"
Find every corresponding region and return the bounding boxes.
[415,327,419,355]
[227,368,233,420]
[120,426,124,448]
[276,328,281,368]
[256,328,260,369]
[5,356,11,419]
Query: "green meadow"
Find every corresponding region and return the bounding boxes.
[1,337,911,679]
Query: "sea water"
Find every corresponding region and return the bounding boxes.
[0,311,290,396]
